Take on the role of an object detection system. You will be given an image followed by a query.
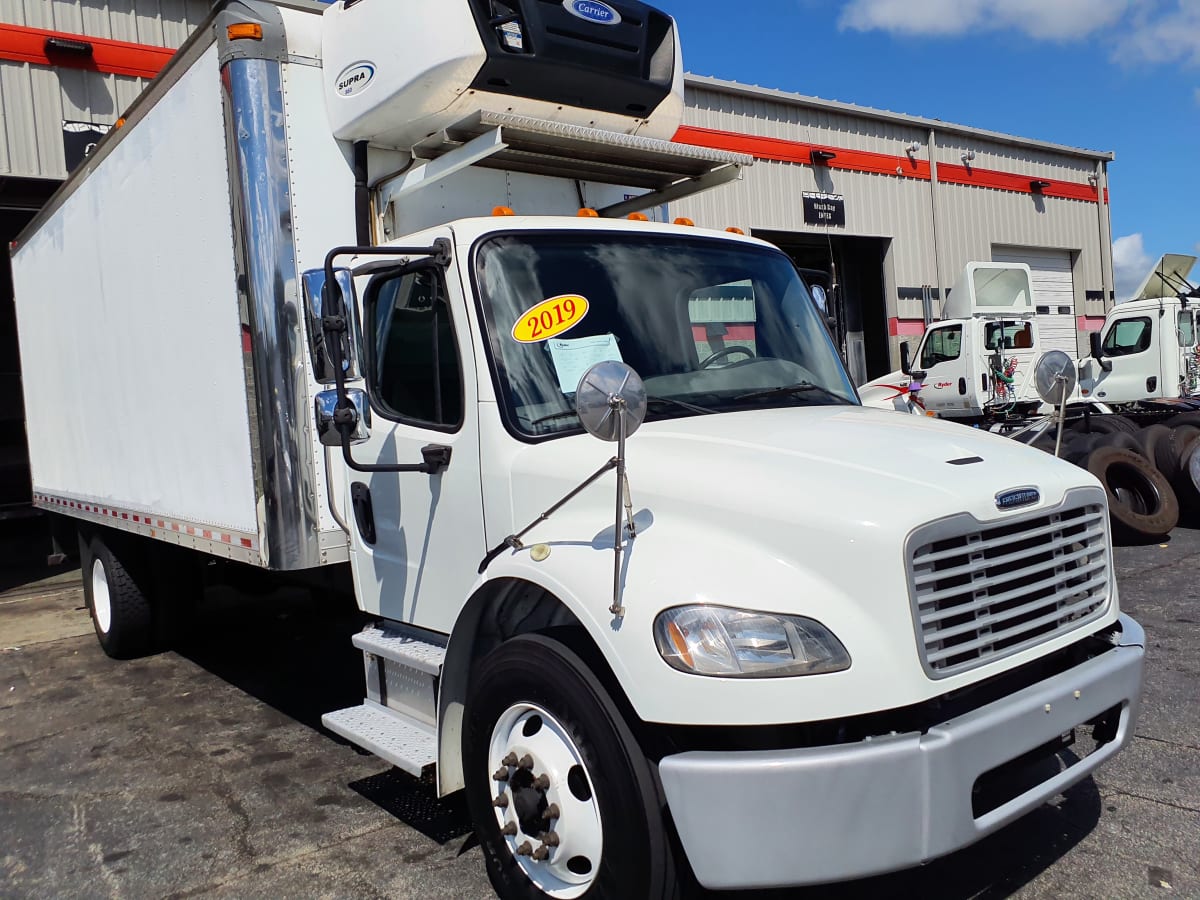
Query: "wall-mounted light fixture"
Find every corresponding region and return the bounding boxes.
[1029,179,1052,193]
[44,36,94,56]
[905,141,921,159]
[961,150,975,169]
[1087,173,1099,188]
[811,150,837,165]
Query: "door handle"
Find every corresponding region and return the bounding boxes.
[351,482,377,545]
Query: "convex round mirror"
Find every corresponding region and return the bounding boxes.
[574,360,647,442]
[1033,350,1078,406]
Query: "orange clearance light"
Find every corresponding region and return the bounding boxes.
[577,208,599,218]
[115,117,127,129]
[627,212,649,221]
[726,226,745,235]
[227,23,264,40]
[492,206,515,217]
[673,217,695,227]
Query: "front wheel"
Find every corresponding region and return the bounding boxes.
[463,634,679,900]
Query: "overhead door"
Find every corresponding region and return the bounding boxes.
[993,247,1077,356]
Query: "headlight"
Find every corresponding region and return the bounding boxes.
[654,605,851,678]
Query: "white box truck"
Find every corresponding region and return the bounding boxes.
[12,1,1145,895]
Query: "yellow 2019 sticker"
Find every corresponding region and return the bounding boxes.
[511,294,589,343]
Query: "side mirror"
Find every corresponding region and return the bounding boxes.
[316,388,371,447]
[1089,331,1112,372]
[899,341,912,376]
[303,267,360,384]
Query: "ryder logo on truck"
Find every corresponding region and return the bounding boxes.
[336,62,375,97]
[563,0,622,25]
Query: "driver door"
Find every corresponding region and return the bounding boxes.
[914,323,975,415]
[1084,313,1160,403]
[345,243,485,634]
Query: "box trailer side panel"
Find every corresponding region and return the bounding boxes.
[12,43,262,557]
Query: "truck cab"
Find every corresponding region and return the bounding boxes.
[1079,255,1200,405]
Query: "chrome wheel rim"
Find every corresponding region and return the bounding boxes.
[91,557,112,634]
[488,702,602,898]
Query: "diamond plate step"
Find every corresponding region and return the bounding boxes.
[352,625,446,676]
[322,703,437,778]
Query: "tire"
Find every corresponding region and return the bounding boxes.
[1091,431,1145,457]
[1082,415,1139,435]
[1087,448,1180,542]
[1164,411,1200,431]
[1135,424,1177,479]
[79,532,156,659]
[463,634,679,900]
[1173,442,1200,524]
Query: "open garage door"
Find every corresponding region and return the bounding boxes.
[993,247,1077,356]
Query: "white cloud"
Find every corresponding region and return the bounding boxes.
[1113,233,1152,302]
[838,0,1131,40]
[1113,4,1200,67]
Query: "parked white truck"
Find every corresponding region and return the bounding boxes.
[860,256,1200,422]
[12,1,1145,895]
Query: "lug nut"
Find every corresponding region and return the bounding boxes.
[516,841,533,856]
[532,774,550,791]
[501,752,519,767]
[493,794,509,809]
[541,831,560,847]
[532,844,551,861]
[518,754,535,770]
[541,803,560,821]
[492,768,510,782]
[501,822,518,836]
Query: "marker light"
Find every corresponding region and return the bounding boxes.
[577,208,599,218]
[627,212,649,221]
[492,206,515,217]
[726,227,745,235]
[226,23,264,40]
[673,217,695,227]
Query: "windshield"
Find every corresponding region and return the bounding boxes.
[474,232,858,438]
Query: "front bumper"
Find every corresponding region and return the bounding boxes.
[658,615,1145,890]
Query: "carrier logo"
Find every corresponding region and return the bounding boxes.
[995,487,1041,511]
[563,0,622,25]
[335,62,375,97]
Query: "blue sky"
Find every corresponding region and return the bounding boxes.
[651,0,1199,299]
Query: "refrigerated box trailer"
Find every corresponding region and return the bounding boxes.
[12,1,1145,895]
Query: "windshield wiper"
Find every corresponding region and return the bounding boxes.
[733,382,852,405]
[647,395,715,415]
[530,394,714,427]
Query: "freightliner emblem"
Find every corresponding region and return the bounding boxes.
[995,487,1041,511]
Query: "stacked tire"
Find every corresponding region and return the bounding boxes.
[1037,415,1200,543]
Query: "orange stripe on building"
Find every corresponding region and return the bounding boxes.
[674,124,1102,204]
[0,23,175,79]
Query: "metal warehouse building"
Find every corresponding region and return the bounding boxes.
[672,75,1116,386]
[0,1,1115,553]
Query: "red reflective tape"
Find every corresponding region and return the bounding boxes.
[221,534,232,544]
[674,125,1098,203]
[888,318,927,337]
[0,23,174,79]
[202,529,213,540]
[241,538,254,549]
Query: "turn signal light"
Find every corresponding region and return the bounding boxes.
[577,208,599,218]
[227,23,264,40]
[627,213,649,221]
[492,206,515,217]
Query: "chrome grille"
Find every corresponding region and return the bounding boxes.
[908,492,1111,678]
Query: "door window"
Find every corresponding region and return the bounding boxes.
[365,267,464,430]
[1102,317,1152,357]
[985,321,1034,351]
[919,324,963,369]
[1179,311,1196,348]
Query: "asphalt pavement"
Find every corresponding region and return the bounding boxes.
[1,530,1197,899]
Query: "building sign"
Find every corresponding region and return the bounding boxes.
[803,192,845,227]
[62,121,111,173]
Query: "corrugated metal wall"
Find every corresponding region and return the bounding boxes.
[673,80,1114,369]
[0,0,211,180]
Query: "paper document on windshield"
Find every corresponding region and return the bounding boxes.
[548,334,623,395]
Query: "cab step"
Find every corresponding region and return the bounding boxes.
[322,703,436,778]
[352,624,446,674]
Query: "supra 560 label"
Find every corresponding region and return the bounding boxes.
[335,62,375,97]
